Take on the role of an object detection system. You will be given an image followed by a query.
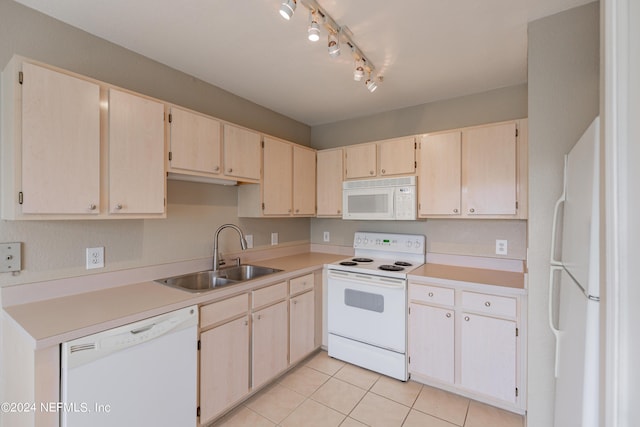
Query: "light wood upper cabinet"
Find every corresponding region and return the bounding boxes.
[2,60,101,217]
[108,89,165,215]
[344,143,377,179]
[168,106,221,176]
[316,148,343,217]
[263,137,293,215]
[378,137,416,176]
[223,124,261,181]
[462,122,517,216]
[418,120,527,219]
[418,131,462,216]
[293,146,316,216]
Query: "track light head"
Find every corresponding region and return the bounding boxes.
[365,72,379,92]
[328,33,340,58]
[279,0,296,20]
[308,12,321,42]
[353,59,365,81]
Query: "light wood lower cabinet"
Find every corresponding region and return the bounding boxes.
[290,290,315,364]
[199,315,250,423]
[198,272,319,424]
[408,281,525,412]
[252,300,289,389]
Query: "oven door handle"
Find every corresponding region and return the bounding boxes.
[328,271,405,289]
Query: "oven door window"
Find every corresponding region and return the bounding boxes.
[344,289,384,313]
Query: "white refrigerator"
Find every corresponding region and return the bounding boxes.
[549,117,600,427]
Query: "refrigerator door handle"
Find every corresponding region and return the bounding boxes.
[550,156,567,266]
[548,265,563,378]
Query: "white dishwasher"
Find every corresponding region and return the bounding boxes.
[61,305,198,427]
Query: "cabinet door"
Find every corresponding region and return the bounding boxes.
[293,146,316,216]
[200,316,250,423]
[460,313,517,403]
[344,144,377,179]
[418,132,462,216]
[408,303,454,383]
[316,149,343,217]
[252,301,288,388]
[108,89,165,214]
[290,290,315,364]
[262,137,292,215]
[169,107,221,175]
[378,137,416,176]
[223,124,261,181]
[21,62,101,214]
[462,123,517,215]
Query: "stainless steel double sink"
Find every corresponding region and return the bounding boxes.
[155,264,283,293]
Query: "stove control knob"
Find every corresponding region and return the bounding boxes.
[355,237,362,245]
[363,238,369,245]
[414,240,421,248]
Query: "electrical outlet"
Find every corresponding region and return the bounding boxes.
[495,240,508,256]
[0,242,22,273]
[86,247,105,269]
[271,233,278,246]
[323,231,330,242]
[245,234,254,249]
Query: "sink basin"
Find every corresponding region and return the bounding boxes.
[155,264,282,293]
[215,264,283,282]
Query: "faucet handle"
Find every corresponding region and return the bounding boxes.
[228,257,241,267]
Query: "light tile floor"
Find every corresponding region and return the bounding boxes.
[211,351,525,427]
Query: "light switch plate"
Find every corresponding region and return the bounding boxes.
[0,242,22,273]
[86,247,105,269]
[271,233,278,246]
[245,234,254,249]
[323,231,330,242]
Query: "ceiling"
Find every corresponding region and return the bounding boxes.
[14,0,593,126]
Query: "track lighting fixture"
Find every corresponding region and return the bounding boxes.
[328,32,340,58]
[278,0,382,92]
[365,72,379,93]
[307,11,321,42]
[279,0,297,20]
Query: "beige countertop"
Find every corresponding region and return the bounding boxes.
[409,263,526,290]
[4,252,345,349]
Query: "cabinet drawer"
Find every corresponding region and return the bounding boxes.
[200,293,249,328]
[289,273,314,295]
[409,283,454,306]
[461,291,516,318]
[252,282,287,309]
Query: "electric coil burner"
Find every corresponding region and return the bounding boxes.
[327,232,426,381]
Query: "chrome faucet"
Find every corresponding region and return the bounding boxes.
[213,224,248,271]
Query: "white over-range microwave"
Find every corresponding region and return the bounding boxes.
[342,176,417,220]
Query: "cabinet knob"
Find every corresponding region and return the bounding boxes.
[288,209,292,213]
[295,209,299,213]
[428,292,434,297]
[381,169,386,174]
[257,314,262,320]
[89,203,97,211]
[369,170,374,175]
[337,209,341,214]
[244,320,248,326]
[115,203,123,210]
[293,300,298,305]
[453,208,459,213]
[214,166,220,172]
[446,313,451,318]
[469,208,475,213]
[485,301,491,307]
[228,168,233,173]
[464,316,470,321]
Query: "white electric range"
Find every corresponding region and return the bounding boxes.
[326,232,426,381]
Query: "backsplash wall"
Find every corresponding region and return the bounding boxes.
[311,218,527,260]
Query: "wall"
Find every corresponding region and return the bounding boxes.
[527,3,599,426]
[310,85,529,261]
[0,0,312,287]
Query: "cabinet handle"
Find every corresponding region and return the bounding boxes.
[244,320,248,326]
[369,170,374,175]
[295,209,299,213]
[89,204,97,211]
[228,168,233,173]
[257,314,262,320]
[464,316,470,321]
[293,300,298,305]
[337,209,341,214]
[428,292,434,297]
[381,169,386,174]
[288,209,292,213]
[469,208,475,213]
[214,166,220,172]
[453,208,459,213]
[115,203,123,210]
[446,313,451,318]
[485,301,491,307]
